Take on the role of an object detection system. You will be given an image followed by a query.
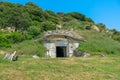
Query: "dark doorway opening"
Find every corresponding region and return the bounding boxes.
[56,46,67,57]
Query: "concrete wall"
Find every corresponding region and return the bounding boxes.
[44,42,79,58]
[44,43,56,58]
[68,42,79,57]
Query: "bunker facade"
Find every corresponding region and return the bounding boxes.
[44,30,83,58]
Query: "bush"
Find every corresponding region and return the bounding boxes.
[0,35,11,47]
[6,32,24,43]
[66,12,86,21]
[28,26,42,38]
[41,21,56,31]
[24,33,33,40]
[7,40,46,57]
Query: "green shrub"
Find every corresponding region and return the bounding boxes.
[6,32,24,43]
[7,40,46,57]
[0,35,11,47]
[76,25,85,30]
[66,12,86,21]
[41,21,56,31]
[28,26,42,38]
[24,33,33,40]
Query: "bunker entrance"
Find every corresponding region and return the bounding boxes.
[56,46,67,57]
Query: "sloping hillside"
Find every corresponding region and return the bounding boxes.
[77,30,120,55]
[0,2,120,56]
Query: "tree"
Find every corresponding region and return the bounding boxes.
[28,26,42,38]
[96,23,106,32]
[44,10,60,24]
[25,2,44,22]
[0,2,31,30]
[85,17,94,23]
[65,12,86,21]
[7,5,32,30]
[41,21,56,31]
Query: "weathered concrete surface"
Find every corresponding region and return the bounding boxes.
[44,30,83,40]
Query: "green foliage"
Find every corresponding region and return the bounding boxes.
[62,20,86,30]
[28,26,42,38]
[6,32,24,43]
[111,29,120,42]
[23,33,33,40]
[45,10,60,24]
[62,15,73,22]
[6,40,46,57]
[0,35,11,47]
[85,17,94,23]
[41,21,56,31]
[96,23,106,32]
[0,2,94,32]
[76,25,85,30]
[25,2,44,22]
[66,12,86,21]
[0,2,32,30]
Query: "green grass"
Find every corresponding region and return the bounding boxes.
[0,55,120,80]
[3,40,46,57]
[77,30,120,55]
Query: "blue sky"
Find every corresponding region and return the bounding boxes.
[8,0,120,31]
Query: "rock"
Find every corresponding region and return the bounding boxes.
[73,50,83,57]
[32,55,39,59]
[91,25,100,32]
[83,52,90,58]
[44,30,83,40]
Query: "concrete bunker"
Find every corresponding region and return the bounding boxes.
[44,30,83,58]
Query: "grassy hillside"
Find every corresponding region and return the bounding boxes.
[2,40,46,56]
[0,2,120,56]
[77,30,120,55]
[0,55,120,80]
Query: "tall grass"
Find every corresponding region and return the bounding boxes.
[77,30,120,55]
[5,40,46,57]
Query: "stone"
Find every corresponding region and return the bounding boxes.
[44,30,83,40]
[73,50,83,57]
[32,55,39,59]
[73,50,90,57]
[83,52,90,58]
